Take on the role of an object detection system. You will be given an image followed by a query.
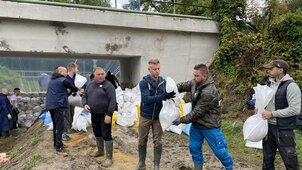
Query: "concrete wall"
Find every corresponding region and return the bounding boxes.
[0,1,220,86]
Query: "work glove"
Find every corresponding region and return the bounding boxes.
[172,117,181,126]
[164,91,176,100]
[7,113,12,120]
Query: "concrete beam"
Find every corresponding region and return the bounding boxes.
[0,1,219,34]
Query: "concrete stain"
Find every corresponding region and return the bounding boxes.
[62,45,75,53]
[0,40,11,50]
[105,35,132,54]
[50,21,68,36]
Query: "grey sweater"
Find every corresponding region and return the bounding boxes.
[82,80,116,116]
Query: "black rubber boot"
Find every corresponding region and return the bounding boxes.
[102,140,113,167]
[90,137,104,157]
[154,145,162,170]
[134,145,147,170]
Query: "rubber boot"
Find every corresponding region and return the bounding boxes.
[154,145,162,170]
[194,163,203,170]
[102,140,113,167]
[1,131,9,138]
[134,145,147,170]
[90,137,105,157]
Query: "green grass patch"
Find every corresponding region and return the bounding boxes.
[8,135,43,159]
[23,154,46,170]
[220,121,302,169]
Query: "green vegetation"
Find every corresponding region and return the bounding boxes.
[23,154,46,170]
[45,0,111,7]
[219,121,302,169]
[8,135,43,159]
[0,66,39,92]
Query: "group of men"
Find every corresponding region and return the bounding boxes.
[0,87,21,138]
[45,58,300,170]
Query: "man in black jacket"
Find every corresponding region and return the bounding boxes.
[46,66,78,155]
[82,67,116,167]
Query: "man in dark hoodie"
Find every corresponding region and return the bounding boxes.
[172,64,233,170]
[82,67,116,167]
[134,59,175,170]
[46,66,78,155]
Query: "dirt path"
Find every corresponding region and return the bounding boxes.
[0,121,255,170]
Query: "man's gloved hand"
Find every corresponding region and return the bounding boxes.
[172,117,181,126]
[164,91,176,100]
[7,114,12,120]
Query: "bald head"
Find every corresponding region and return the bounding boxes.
[1,87,9,95]
[56,66,68,77]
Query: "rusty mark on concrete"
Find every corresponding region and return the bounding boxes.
[62,45,75,53]
[50,22,68,36]
[0,40,11,51]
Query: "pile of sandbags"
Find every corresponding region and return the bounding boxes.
[0,153,10,163]
[116,85,141,127]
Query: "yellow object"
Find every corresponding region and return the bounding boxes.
[112,111,117,126]
[7,114,12,120]
[134,104,140,128]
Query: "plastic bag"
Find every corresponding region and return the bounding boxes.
[159,100,180,131]
[72,106,91,132]
[39,111,52,126]
[68,93,83,107]
[243,84,274,142]
[166,77,180,97]
[75,74,87,88]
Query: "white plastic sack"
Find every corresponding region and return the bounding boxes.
[116,104,137,127]
[69,93,83,107]
[47,122,53,131]
[243,84,274,142]
[167,125,183,135]
[245,140,262,149]
[166,77,180,97]
[75,74,87,88]
[72,106,91,132]
[159,100,180,131]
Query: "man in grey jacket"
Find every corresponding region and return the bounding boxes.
[262,60,301,170]
[82,67,116,167]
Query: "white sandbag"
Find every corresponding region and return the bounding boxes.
[47,122,53,131]
[68,93,83,107]
[75,74,87,88]
[159,99,180,131]
[166,77,180,97]
[243,84,274,142]
[123,88,132,102]
[116,103,137,127]
[167,125,183,135]
[72,106,91,132]
[243,114,268,142]
[75,115,89,132]
[245,140,262,149]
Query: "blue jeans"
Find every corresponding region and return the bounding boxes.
[189,125,233,170]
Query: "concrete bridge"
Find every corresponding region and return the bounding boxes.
[0,0,220,86]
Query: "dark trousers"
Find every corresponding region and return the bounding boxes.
[50,108,65,149]
[13,108,19,129]
[64,105,75,131]
[91,114,112,141]
[263,124,300,170]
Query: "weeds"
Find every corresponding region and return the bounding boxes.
[23,154,46,170]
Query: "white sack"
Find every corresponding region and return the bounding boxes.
[72,106,91,132]
[159,100,180,131]
[166,77,180,97]
[245,140,262,149]
[68,93,83,107]
[75,74,87,88]
[243,84,274,142]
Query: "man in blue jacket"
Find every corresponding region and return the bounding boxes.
[46,66,78,155]
[0,87,13,138]
[134,59,175,170]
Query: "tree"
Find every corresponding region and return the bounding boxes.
[47,0,111,7]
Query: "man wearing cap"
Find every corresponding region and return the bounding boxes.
[262,60,301,170]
